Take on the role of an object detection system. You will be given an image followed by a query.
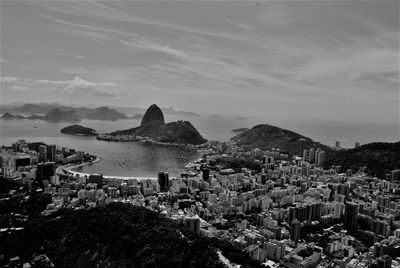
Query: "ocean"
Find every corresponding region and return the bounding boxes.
[1,114,398,177]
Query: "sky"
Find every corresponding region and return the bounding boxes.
[0,0,399,125]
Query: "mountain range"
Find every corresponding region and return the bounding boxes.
[0,103,199,118]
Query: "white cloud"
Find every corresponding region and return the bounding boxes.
[1,76,119,97]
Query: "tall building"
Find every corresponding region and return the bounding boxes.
[299,138,306,156]
[39,145,47,163]
[355,142,360,148]
[290,219,301,243]
[317,151,325,166]
[47,144,56,162]
[344,202,359,231]
[335,141,341,149]
[158,172,169,192]
[303,149,308,161]
[36,162,55,181]
[308,148,315,163]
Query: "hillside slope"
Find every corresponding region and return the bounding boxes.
[231,124,329,154]
[0,203,260,268]
[325,142,400,178]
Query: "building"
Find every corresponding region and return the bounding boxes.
[158,172,169,192]
[36,162,56,182]
[39,145,47,162]
[290,219,301,243]
[47,144,56,162]
[335,141,340,149]
[344,202,359,231]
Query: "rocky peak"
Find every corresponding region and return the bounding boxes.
[141,104,165,126]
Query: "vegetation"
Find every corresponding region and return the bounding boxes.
[325,142,400,179]
[60,124,98,136]
[232,124,330,155]
[0,203,261,268]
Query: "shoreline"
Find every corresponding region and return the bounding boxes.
[59,156,158,181]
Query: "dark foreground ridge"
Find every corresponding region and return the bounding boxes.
[110,104,206,145]
[0,203,260,268]
[60,124,98,136]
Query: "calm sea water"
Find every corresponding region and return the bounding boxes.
[1,114,398,176]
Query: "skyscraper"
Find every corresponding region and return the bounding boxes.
[309,148,315,163]
[47,144,56,162]
[344,202,359,231]
[299,138,306,156]
[335,141,340,149]
[39,145,47,163]
[158,172,169,192]
[317,151,325,166]
[290,219,301,243]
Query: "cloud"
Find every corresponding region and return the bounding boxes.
[1,76,119,97]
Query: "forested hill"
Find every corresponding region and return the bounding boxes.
[0,203,261,268]
[325,142,400,179]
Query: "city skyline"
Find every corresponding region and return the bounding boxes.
[1,1,399,125]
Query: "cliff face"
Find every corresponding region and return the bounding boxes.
[231,124,329,154]
[141,104,165,126]
[110,104,206,145]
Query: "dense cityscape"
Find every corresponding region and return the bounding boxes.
[1,137,399,267]
[1,1,399,267]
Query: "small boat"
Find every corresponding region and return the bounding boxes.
[33,126,38,128]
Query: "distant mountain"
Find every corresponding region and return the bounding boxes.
[61,125,98,136]
[86,106,128,121]
[211,115,222,119]
[231,124,330,154]
[110,106,199,117]
[324,142,400,179]
[236,116,247,120]
[130,114,143,120]
[231,128,249,134]
[0,112,25,120]
[162,107,200,116]
[110,104,206,145]
[26,108,81,122]
[0,103,198,120]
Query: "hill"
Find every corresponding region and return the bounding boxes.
[85,106,128,120]
[231,124,330,154]
[110,104,206,145]
[324,142,400,179]
[42,108,81,122]
[231,128,249,134]
[0,203,260,268]
[0,112,25,120]
[61,125,98,136]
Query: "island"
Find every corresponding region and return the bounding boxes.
[210,115,222,119]
[230,127,249,134]
[0,112,25,120]
[99,104,206,145]
[60,124,98,136]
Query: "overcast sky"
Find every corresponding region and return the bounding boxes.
[1,1,399,125]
